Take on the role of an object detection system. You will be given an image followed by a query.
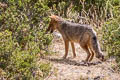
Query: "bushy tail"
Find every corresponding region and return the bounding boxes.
[91,36,102,56]
[89,29,104,61]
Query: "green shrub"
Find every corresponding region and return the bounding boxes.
[102,1,120,67]
[102,17,120,66]
[0,0,52,79]
[0,30,14,69]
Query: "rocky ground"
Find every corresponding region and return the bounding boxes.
[43,32,120,80]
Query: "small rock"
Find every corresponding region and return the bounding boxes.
[53,32,62,38]
[87,70,91,74]
[94,76,100,80]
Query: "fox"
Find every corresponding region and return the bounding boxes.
[46,15,104,62]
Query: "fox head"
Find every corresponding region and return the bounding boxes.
[46,15,60,33]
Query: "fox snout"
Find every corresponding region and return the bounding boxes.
[45,27,54,34]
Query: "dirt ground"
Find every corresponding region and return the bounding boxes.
[43,32,120,80]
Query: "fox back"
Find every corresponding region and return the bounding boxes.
[58,21,95,43]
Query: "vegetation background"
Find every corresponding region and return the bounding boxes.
[0,0,120,79]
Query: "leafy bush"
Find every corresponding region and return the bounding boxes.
[0,0,52,79]
[0,30,14,69]
[102,3,120,67]
[102,17,120,64]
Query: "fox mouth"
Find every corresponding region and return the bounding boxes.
[50,29,54,33]
[46,28,54,34]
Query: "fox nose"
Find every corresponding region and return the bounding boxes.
[50,29,53,33]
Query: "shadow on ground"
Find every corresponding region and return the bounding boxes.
[41,56,102,66]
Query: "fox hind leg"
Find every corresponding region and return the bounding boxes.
[88,47,95,62]
[90,36,104,61]
[81,45,91,62]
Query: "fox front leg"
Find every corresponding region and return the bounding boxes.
[63,40,69,59]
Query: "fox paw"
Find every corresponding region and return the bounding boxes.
[73,55,76,58]
[81,60,88,64]
[62,56,67,59]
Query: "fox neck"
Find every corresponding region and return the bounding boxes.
[56,21,64,34]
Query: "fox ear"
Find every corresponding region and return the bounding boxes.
[49,14,59,22]
[49,16,54,19]
[49,15,55,19]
